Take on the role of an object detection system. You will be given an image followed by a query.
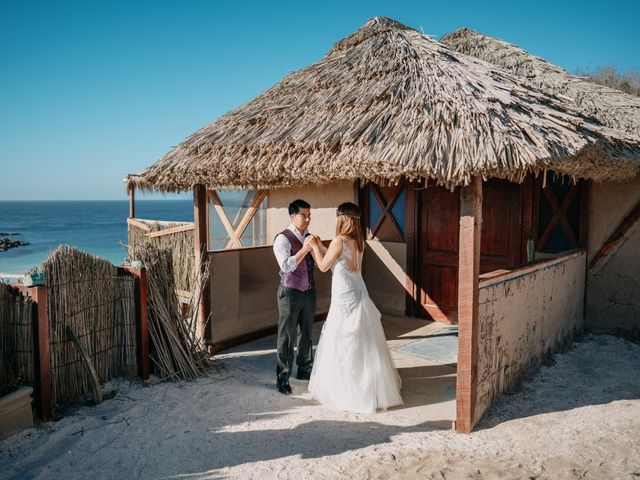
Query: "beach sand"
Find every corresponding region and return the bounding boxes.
[1,333,638,480]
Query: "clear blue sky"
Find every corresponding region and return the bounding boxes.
[1,0,638,200]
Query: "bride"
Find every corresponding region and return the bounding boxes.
[307,202,403,413]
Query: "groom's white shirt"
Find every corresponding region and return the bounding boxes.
[273,223,308,273]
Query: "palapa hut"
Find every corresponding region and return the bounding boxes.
[126,17,640,432]
[441,27,640,339]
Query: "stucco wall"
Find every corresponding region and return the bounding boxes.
[474,250,586,424]
[587,176,640,263]
[586,220,640,337]
[210,247,331,344]
[267,181,356,241]
[363,240,407,316]
[586,176,640,336]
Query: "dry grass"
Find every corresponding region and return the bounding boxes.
[127,17,639,194]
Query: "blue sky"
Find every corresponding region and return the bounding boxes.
[1,0,638,200]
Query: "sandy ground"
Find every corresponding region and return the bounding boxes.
[1,333,639,480]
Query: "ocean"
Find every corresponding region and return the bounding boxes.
[0,200,200,275]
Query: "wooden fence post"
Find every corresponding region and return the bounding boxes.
[136,268,150,380]
[32,286,53,420]
[119,267,150,380]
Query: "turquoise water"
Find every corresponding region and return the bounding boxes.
[0,200,195,275]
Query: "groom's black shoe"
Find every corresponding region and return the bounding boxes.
[277,379,292,395]
[296,370,311,381]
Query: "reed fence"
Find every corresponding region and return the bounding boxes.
[0,246,149,419]
[127,218,195,294]
[1,239,209,419]
[42,246,138,410]
[0,283,35,396]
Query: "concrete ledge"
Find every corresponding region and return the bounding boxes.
[479,249,585,289]
[0,386,34,442]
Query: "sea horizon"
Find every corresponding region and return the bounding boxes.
[0,198,245,276]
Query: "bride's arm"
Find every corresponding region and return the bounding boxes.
[312,236,342,273]
[314,235,328,254]
[308,235,328,264]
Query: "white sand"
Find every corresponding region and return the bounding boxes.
[1,333,639,480]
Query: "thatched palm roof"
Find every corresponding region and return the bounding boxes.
[129,17,640,193]
[441,28,640,136]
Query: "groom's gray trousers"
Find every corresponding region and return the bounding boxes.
[276,285,315,381]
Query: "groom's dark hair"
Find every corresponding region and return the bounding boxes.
[289,199,311,215]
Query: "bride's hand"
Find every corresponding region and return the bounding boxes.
[303,236,315,250]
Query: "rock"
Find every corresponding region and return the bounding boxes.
[0,237,29,252]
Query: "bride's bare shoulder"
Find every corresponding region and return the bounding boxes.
[330,235,344,249]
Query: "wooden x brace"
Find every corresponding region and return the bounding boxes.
[369,184,404,240]
[207,190,268,249]
[538,183,578,248]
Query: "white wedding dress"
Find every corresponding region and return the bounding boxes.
[308,238,403,413]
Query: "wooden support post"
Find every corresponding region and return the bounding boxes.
[129,186,135,219]
[455,176,482,434]
[136,269,150,380]
[120,267,150,380]
[194,184,211,346]
[405,180,418,317]
[32,286,53,420]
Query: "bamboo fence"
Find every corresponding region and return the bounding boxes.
[42,245,137,408]
[0,283,35,396]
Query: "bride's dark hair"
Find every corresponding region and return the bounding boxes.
[336,202,365,252]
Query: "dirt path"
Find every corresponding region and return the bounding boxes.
[1,334,638,479]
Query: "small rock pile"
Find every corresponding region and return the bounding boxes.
[0,233,29,252]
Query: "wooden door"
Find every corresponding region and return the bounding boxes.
[480,179,523,273]
[416,179,524,323]
[418,184,460,323]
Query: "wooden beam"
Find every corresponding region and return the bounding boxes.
[538,184,578,249]
[405,180,418,317]
[127,218,152,232]
[455,176,482,434]
[129,186,135,219]
[145,223,195,238]
[32,286,53,420]
[370,183,404,240]
[194,185,212,345]
[579,181,589,248]
[208,191,242,248]
[521,174,534,262]
[224,190,267,249]
[589,197,640,271]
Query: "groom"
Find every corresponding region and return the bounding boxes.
[273,199,317,395]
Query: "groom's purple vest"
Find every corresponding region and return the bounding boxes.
[278,229,315,291]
